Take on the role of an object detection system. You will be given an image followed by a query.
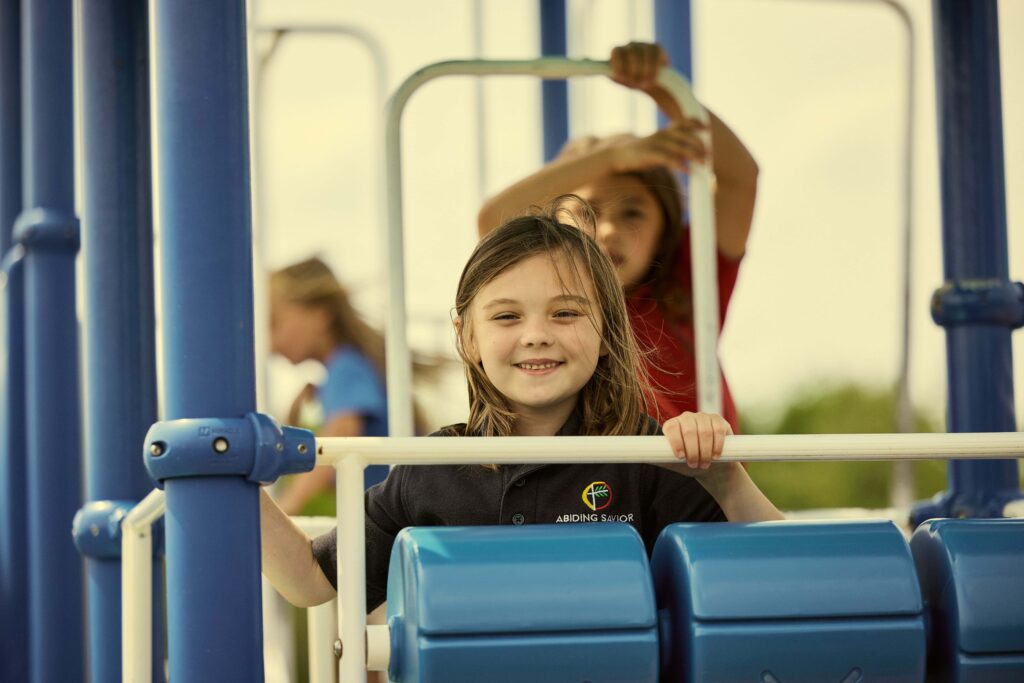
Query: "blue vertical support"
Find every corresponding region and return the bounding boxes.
[0,1,27,681]
[151,1,264,679]
[654,0,693,129]
[74,1,161,680]
[912,0,1023,524]
[15,0,83,680]
[539,0,568,161]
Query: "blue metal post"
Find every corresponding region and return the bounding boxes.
[76,1,161,680]
[654,0,693,128]
[14,0,83,680]
[151,1,263,679]
[539,0,568,162]
[912,0,1022,524]
[0,1,27,680]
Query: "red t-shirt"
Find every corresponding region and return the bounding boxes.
[625,237,741,431]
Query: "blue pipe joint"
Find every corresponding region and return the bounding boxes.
[72,500,136,559]
[12,207,80,253]
[144,412,315,487]
[931,279,1024,328]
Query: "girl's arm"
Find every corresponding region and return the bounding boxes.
[260,487,336,607]
[477,42,758,260]
[661,411,784,522]
[276,412,364,515]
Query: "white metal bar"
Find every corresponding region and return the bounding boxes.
[384,58,718,437]
[319,432,1024,465]
[121,489,166,683]
[337,457,368,682]
[307,598,339,683]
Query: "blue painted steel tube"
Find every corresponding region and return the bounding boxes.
[912,0,1020,523]
[654,0,693,81]
[0,253,27,682]
[77,1,162,680]
[539,0,568,161]
[15,0,84,680]
[151,1,263,679]
[0,0,27,680]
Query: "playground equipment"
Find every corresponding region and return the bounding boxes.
[2,1,1023,681]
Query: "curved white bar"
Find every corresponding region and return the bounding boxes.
[318,432,1024,465]
[121,489,166,683]
[384,58,718,437]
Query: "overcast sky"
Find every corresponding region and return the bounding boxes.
[249,0,1024,431]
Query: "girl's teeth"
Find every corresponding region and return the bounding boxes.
[519,362,558,370]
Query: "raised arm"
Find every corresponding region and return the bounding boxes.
[477,42,758,260]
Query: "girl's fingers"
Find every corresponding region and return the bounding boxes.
[712,418,728,461]
[695,413,714,469]
[663,417,685,458]
[679,413,701,469]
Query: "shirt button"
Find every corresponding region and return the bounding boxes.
[511,513,525,525]
[514,478,526,487]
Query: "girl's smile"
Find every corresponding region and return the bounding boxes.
[467,252,605,435]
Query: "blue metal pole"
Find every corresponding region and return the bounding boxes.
[912,0,1022,524]
[654,0,693,82]
[13,0,83,680]
[0,0,27,680]
[75,1,161,680]
[151,1,263,679]
[539,0,568,162]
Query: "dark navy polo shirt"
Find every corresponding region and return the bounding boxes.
[311,411,725,612]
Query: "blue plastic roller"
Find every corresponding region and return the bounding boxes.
[386,523,659,683]
[910,518,1024,683]
[651,521,927,682]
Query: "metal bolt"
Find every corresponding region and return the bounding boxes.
[150,442,164,457]
[275,442,284,452]
[90,524,99,537]
[297,443,308,455]
[333,639,343,659]
[212,437,230,454]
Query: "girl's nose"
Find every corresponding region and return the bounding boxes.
[519,317,554,347]
[595,218,618,246]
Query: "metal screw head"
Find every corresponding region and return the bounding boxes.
[333,639,343,658]
[275,442,284,452]
[150,442,164,457]
[297,443,308,455]
[90,524,100,537]
[212,437,229,454]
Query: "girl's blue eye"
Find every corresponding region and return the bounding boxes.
[493,313,518,321]
[554,310,582,318]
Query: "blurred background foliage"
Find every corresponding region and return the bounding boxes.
[740,382,950,511]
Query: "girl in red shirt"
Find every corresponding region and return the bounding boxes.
[478,42,757,430]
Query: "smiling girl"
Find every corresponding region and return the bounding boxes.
[260,207,781,612]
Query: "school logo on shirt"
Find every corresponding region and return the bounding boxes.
[581,481,612,511]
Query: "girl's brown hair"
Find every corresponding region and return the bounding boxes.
[626,166,692,322]
[270,257,433,434]
[454,199,650,437]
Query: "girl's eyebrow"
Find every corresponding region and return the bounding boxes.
[482,294,591,309]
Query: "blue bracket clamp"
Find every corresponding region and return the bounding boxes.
[12,206,80,252]
[931,279,1024,328]
[72,500,136,559]
[144,412,316,487]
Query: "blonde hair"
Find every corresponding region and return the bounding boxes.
[270,257,434,434]
[271,257,386,373]
[454,200,650,437]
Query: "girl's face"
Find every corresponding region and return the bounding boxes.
[269,296,332,365]
[466,251,605,426]
[576,174,664,289]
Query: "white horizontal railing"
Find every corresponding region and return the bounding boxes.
[322,430,1024,681]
